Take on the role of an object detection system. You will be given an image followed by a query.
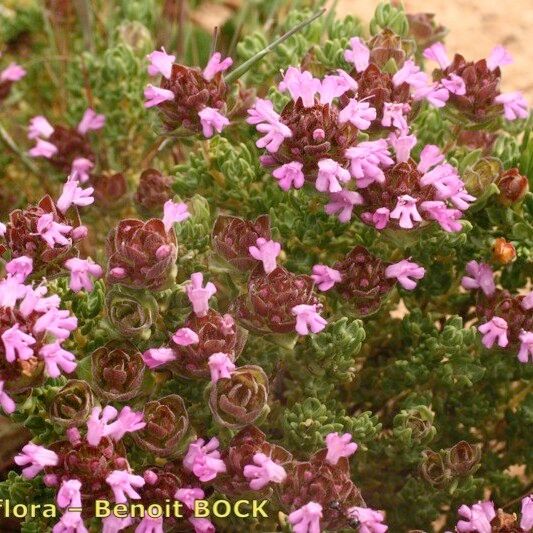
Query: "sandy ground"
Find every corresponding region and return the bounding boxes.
[336,0,533,99]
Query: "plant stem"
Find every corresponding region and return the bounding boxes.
[224,8,325,85]
[0,122,39,174]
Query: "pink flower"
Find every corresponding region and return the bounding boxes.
[0,222,5,237]
[198,107,230,138]
[291,303,327,335]
[288,502,323,533]
[388,131,417,163]
[71,158,93,183]
[449,186,476,211]
[183,437,226,482]
[142,347,176,369]
[34,308,77,340]
[392,60,428,89]
[146,47,175,79]
[311,265,342,291]
[344,37,370,72]
[144,85,174,108]
[249,237,281,274]
[487,45,513,71]
[385,259,426,290]
[36,213,72,247]
[52,512,87,533]
[362,207,391,230]
[243,452,287,490]
[102,515,133,533]
[29,138,58,158]
[189,517,215,533]
[390,195,422,229]
[19,285,60,318]
[347,507,388,533]
[28,116,54,140]
[207,352,236,383]
[456,501,495,533]
[172,327,200,346]
[518,331,533,363]
[319,70,357,104]
[186,272,217,317]
[0,63,26,82]
[64,257,102,292]
[338,99,377,130]
[6,256,33,282]
[0,381,15,414]
[71,225,88,240]
[1,324,35,362]
[136,516,163,533]
[414,83,449,108]
[324,190,364,223]
[202,52,233,81]
[420,201,462,232]
[0,276,27,308]
[77,108,105,135]
[39,342,77,378]
[345,139,393,187]
[420,162,460,193]
[162,200,190,232]
[441,74,466,95]
[272,161,305,191]
[316,158,351,193]
[523,292,533,310]
[87,406,145,446]
[417,144,444,174]
[495,91,528,120]
[520,495,533,531]
[247,99,292,153]
[57,179,95,213]
[175,487,205,510]
[325,432,358,465]
[221,314,235,336]
[14,443,59,478]
[57,479,82,508]
[278,67,321,107]
[423,43,451,69]
[461,261,495,296]
[478,317,509,349]
[106,470,145,503]
[381,102,409,130]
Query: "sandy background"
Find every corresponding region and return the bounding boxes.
[335,0,533,99]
